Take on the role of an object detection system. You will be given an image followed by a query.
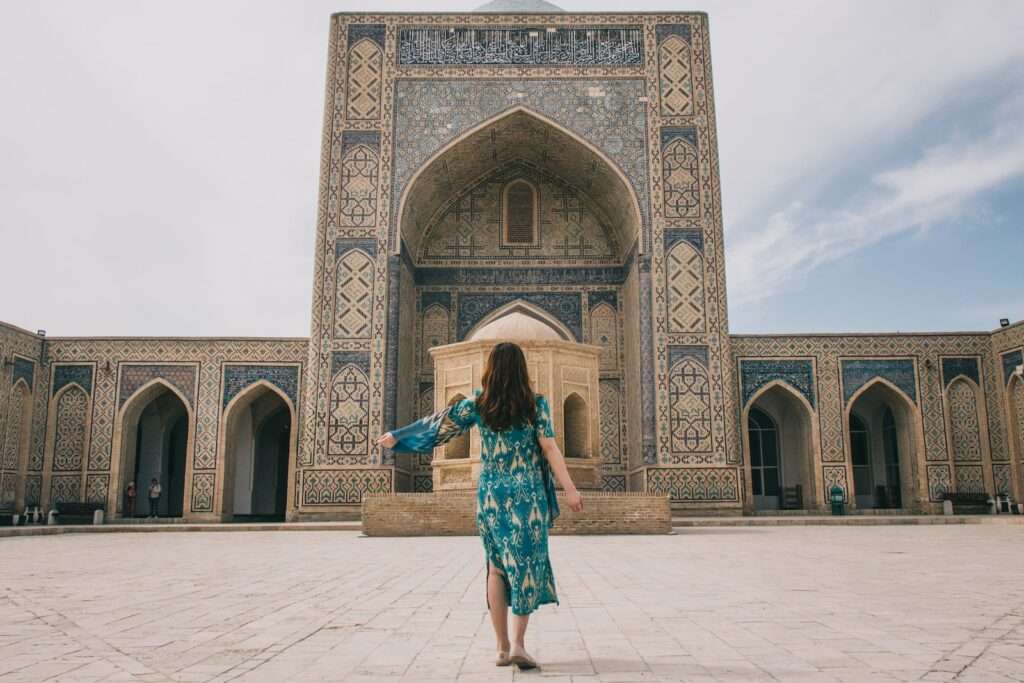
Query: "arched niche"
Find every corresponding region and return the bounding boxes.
[2,379,33,510]
[397,106,643,262]
[466,300,574,343]
[563,392,589,458]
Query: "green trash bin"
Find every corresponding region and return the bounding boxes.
[830,485,846,516]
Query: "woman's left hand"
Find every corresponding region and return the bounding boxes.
[565,488,583,513]
[375,432,397,449]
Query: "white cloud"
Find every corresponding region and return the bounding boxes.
[727,88,1024,305]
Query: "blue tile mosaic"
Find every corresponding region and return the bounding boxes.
[457,292,582,341]
[588,290,618,311]
[655,24,692,44]
[941,357,980,388]
[348,23,386,49]
[660,127,697,148]
[222,365,299,409]
[397,26,644,66]
[739,359,815,409]
[52,365,93,396]
[668,345,708,369]
[335,238,377,259]
[415,266,625,286]
[392,79,650,248]
[664,227,703,253]
[12,357,34,389]
[341,130,380,153]
[1003,350,1023,386]
[331,351,370,375]
[420,291,452,312]
[841,358,917,405]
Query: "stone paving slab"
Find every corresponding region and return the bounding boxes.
[1,527,1023,681]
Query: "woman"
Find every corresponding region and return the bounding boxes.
[376,342,583,670]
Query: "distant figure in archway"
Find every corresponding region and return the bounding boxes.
[376,342,583,671]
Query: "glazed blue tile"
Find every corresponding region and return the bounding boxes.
[841,358,917,404]
[739,359,815,408]
[52,365,93,396]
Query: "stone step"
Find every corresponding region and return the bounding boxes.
[671,514,1024,527]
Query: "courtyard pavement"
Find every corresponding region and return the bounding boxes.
[1,527,1023,682]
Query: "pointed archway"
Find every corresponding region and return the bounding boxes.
[218,381,297,521]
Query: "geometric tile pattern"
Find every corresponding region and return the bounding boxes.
[420,305,450,372]
[665,239,704,333]
[85,474,108,504]
[927,464,952,502]
[49,474,81,505]
[645,466,739,502]
[667,355,712,456]
[841,358,917,405]
[118,365,197,409]
[397,26,644,66]
[327,363,371,463]
[52,385,88,472]
[591,303,619,371]
[338,145,380,228]
[1,381,29,506]
[222,365,299,408]
[345,39,383,121]
[946,378,982,462]
[457,292,582,341]
[993,463,1013,495]
[334,248,375,339]
[661,135,700,220]
[941,356,980,388]
[658,35,693,116]
[739,358,816,409]
[823,465,849,503]
[598,378,622,466]
[954,464,984,494]
[302,468,392,505]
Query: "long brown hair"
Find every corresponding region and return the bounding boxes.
[476,342,537,432]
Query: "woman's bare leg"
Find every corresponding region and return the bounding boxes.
[511,613,530,651]
[487,562,510,652]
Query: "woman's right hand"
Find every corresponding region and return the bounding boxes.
[375,432,397,449]
[565,488,583,513]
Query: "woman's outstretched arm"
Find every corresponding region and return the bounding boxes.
[538,436,583,512]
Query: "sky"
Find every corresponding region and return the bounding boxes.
[1,0,1021,337]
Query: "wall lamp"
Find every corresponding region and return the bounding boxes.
[1000,318,1010,328]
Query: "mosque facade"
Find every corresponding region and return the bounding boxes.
[2,5,1023,522]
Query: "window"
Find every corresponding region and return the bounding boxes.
[503,180,538,245]
[850,413,873,498]
[748,407,779,497]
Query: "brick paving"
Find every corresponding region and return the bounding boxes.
[1,527,1023,682]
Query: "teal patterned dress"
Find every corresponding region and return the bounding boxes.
[390,390,560,615]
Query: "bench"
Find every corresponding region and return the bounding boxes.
[0,506,14,526]
[54,502,105,525]
[943,492,991,515]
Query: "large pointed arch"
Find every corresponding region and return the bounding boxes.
[107,377,195,518]
[2,378,33,510]
[396,105,644,261]
[217,379,297,520]
[844,377,926,511]
[1004,375,1024,500]
[40,381,92,511]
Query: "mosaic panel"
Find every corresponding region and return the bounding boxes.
[591,304,619,371]
[667,351,712,456]
[2,382,28,472]
[646,467,739,502]
[52,386,88,472]
[660,130,700,221]
[416,266,625,286]
[739,359,816,409]
[1002,350,1023,385]
[12,357,34,389]
[419,163,618,265]
[337,144,380,228]
[413,474,432,492]
[993,463,1013,495]
[665,239,704,333]
[397,26,644,66]
[24,474,41,506]
[841,359,917,405]
[941,357,980,388]
[598,379,622,466]
[457,292,582,341]
[927,464,952,502]
[601,474,626,492]
[657,34,693,116]
[348,24,385,50]
[421,305,450,372]
[118,365,196,409]
[85,474,108,504]
[346,38,383,121]
[587,290,618,311]
[302,468,392,505]
[1011,379,1024,465]
[822,465,849,503]
[946,378,982,462]
[954,465,984,494]
[0,472,12,506]
[191,472,215,513]
[49,474,81,505]
[334,243,376,339]
[664,227,703,253]
[52,364,93,396]
[327,364,371,463]
[222,365,299,408]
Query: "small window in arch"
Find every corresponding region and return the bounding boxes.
[503,180,539,246]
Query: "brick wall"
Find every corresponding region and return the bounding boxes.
[362,490,671,536]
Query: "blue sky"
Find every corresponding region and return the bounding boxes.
[0,0,1021,336]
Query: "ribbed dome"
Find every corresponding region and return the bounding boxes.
[474,0,565,12]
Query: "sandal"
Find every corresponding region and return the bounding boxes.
[509,647,538,670]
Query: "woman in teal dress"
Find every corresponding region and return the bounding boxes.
[376,342,583,670]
